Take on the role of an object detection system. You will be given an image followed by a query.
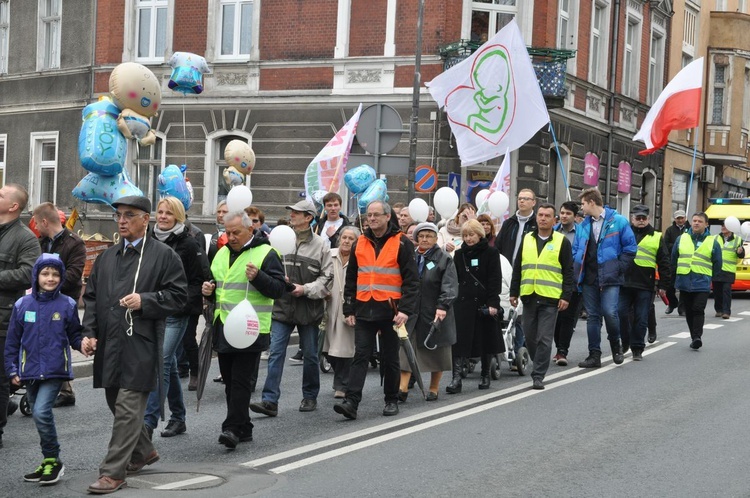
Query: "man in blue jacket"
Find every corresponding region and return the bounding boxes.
[572,188,637,368]
[671,212,723,350]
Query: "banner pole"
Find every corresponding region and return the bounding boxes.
[686,126,699,213]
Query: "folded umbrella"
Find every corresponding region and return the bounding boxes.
[389,298,426,400]
[196,300,216,412]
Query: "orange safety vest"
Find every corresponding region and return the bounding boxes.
[355,233,403,301]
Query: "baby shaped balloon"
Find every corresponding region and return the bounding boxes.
[72,168,144,206]
[109,62,161,146]
[224,139,255,175]
[78,96,127,176]
[168,52,211,95]
[223,166,246,189]
[158,164,192,210]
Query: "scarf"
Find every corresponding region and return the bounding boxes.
[446,219,462,236]
[153,222,185,242]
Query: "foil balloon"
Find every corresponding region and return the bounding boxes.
[344,164,376,194]
[168,52,211,95]
[158,164,192,210]
[78,97,127,176]
[109,62,161,118]
[309,190,328,214]
[117,109,156,146]
[72,168,144,206]
[224,140,255,175]
[223,166,246,189]
[357,178,388,212]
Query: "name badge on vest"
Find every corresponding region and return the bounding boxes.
[546,244,555,251]
[426,262,435,270]
[25,311,36,323]
[471,259,479,267]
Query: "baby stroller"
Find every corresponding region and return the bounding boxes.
[9,385,31,417]
[490,306,531,379]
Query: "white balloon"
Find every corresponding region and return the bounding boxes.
[223,299,260,349]
[725,216,741,235]
[433,187,458,219]
[269,225,297,255]
[741,221,750,238]
[226,185,253,212]
[475,189,490,209]
[409,198,430,223]
[488,191,510,218]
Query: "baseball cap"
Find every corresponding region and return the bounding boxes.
[286,199,317,217]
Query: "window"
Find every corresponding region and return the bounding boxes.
[136,0,168,62]
[589,1,609,86]
[130,137,164,209]
[622,16,641,98]
[29,132,59,207]
[744,67,750,130]
[741,0,747,13]
[648,30,665,105]
[0,135,6,187]
[469,0,517,44]
[38,0,61,70]
[219,0,253,59]
[205,134,250,214]
[0,1,8,74]
[672,170,688,214]
[559,0,570,49]
[715,0,727,9]
[683,6,697,66]
[711,63,728,125]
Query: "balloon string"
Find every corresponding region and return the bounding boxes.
[182,99,188,167]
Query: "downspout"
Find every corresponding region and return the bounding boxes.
[606,0,621,204]
[89,0,97,100]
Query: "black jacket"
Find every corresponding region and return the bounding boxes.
[0,218,41,337]
[495,212,537,263]
[39,227,86,300]
[510,230,575,305]
[314,213,351,248]
[663,221,688,255]
[624,224,672,291]
[152,227,210,314]
[343,225,419,321]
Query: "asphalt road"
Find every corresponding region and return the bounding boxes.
[4,296,750,497]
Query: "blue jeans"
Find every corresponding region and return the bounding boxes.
[26,378,64,458]
[261,320,320,404]
[145,315,188,429]
[618,287,653,350]
[582,284,621,352]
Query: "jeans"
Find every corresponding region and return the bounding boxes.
[261,320,320,404]
[680,291,709,340]
[346,319,401,407]
[554,291,582,354]
[145,315,188,429]
[619,287,653,350]
[26,378,64,458]
[582,284,621,352]
[522,298,559,381]
[177,313,200,376]
[713,281,733,315]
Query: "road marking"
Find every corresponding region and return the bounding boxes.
[722,317,742,322]
[703,324,723,329]
[245,343,676,473]
[738,311,750,316]
[670,332,691,339]
[152,475,222,490]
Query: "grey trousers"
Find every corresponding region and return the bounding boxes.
[100,388,154,480]
[522,298,559,382]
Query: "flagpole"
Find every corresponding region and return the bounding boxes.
[407,0,426,199]
[548,122,571,201]
[686,126,699,213]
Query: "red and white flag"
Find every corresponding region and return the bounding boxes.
[633,57,703,155]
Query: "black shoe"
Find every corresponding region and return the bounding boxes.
[446,378,462,394]
[249,400,278,417]
[532,378,545,390]
[383,402,399,416]
[610,340,624,365]
[213,375,224,383]
[397,391,408,403]
[53,394,75,408]
[145,424,153,441]
[218,430,239,449]
[299,398,317,412]
[239,432,253,443]
[24,458,56,482]
[648,331,657,344]
[39,458,64,485]
[178,369,189,379]
[622,343,630,355]
[478,375,490,390]
[160,420,186,437]
[426,392,438,401]
[690,338,702,350]
[334,400,358,420]
[289,349,303,364]
[578,351,602,368]
[632,348,643,361]
[407,374,416,389]
[665,306,674,315]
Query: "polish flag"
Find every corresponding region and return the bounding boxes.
[633,57,704,155]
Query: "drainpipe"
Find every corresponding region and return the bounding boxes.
[606,0,621,204]
[89,0,97,100]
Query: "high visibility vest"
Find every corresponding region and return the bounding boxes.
[211,244,276,333]
[721,236,742,273]
[676,234,716,277]
[355,233,403,301]
[519,231,564,299]
[633,232,661,269]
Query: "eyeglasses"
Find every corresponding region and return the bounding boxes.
[417,233,437,239]
[366,212,387,218]
[634,215,648,221]
[518,197,534,201]
[251,219,260,223]
[113,211,144,222]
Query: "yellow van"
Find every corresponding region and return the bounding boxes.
[704,198,750,291]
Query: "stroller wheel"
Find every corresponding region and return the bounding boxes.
[516,347,531,377]
[490,356,501,380]
[467,359,477,374]
[20,395,32,416]
[319,353,332,373]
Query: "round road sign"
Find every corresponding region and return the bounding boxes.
[415,165,437,193]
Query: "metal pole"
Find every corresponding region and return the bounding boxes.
[407,0,425,199]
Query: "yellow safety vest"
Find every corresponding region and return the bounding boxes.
[633,232,661,269]
[211,244,276,333]
[721,236,742,273]
[676,234,716,277]
[519,231,564,299]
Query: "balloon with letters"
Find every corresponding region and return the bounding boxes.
[357,178,389,213]
[223,299,260,349]
[158,164,192,210]
[224,140,255,175]
[78,97,127,176]
[168,52,211,95]
[223,166,246,189]
[72,168,144,206]
[344,164,377,194]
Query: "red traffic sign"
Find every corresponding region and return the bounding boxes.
[415,165,437,193]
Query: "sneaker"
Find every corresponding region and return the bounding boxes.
[555,353,568,367]
[39,458,64,485]
[532,378,545,390]
[552,353,562,363]
[690,338,702,350]
[722,314,730,319]
[578,351,602,368]
[260,350,270,360]
[632,349,643,361]
[647,331,657,344]
[289,349,303,364]
[249,400,278,417]
[299,398,317,412]
[24,458,56,482]
[715,312,722,317]
[665,306,675,315]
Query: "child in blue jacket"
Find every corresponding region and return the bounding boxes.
[4,253,86,485]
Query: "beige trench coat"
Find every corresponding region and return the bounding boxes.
[322,248,355,358]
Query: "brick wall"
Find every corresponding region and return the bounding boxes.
[260,0,338,60]
[173,0,208,53]
[260,67,334,90]
[349,0,387,56]
[394,63,443,88]
[95,0,125,65]
[395,0,461,56]
[532,0,557,48]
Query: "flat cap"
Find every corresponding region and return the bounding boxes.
[631,204,649,216]
[412,222,438,242]
[112,195,151,213]
[286,199,317,217]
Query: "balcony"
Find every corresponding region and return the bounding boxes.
[438,41,576,109]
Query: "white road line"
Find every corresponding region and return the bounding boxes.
[722,317,743,322]
[703,324,723,329]
[152,475,222,490]
[670,332,691,339]
[738,311,750,316]
[249,342,675,474]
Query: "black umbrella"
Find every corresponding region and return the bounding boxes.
[389,298,426,400]
[196,300,216,412]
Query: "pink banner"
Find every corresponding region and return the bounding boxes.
[617,161,632,193]
[583,152,599,186]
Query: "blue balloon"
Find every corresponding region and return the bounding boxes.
[168,52,210,95]
[158,164,192,210]
[78,98,127,176]
[357,179,389,212]
[72,168,143,206]
[345,165,376,194]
